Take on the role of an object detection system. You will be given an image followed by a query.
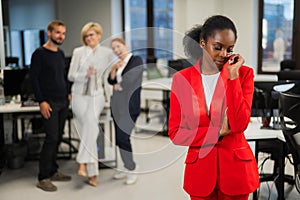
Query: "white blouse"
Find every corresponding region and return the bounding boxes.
[201,72,220,112]
[116,53,132,83]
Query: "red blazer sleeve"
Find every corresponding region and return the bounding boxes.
[226,66,254,133]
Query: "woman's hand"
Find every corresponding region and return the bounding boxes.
[227,54,244,80]
[219,114,230,137]
[86,66,97,78]
[113,83,122,91]
[112,61,123,71]
[109,61,123,80]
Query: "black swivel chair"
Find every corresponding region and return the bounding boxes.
[278,70,300,82]
[279,92,300,193]
[280,59,296,71]
[277,59,300,82]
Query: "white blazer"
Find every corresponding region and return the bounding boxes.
[68,45,113,96]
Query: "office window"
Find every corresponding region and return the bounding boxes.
[258,0,300,74]
[124,0,147,59]
[123,0,173,61]
[23,30,45,67]
[153,0,173,59]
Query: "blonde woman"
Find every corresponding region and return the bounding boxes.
[68,22,112,186]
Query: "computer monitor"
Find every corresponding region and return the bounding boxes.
[3,68,33,101]
[168,59,193,77]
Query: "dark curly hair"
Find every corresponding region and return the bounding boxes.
[183,15,237,62]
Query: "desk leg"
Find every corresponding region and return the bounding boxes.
[160,90,169,136]
[0,114,3,146]
[0,114,4,174]
[145,99,150,123]
[275,141,285,200]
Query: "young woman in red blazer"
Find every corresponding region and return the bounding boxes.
[168,15,259,200]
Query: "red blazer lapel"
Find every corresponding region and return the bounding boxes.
[186,60,230,130]
[209,62,229,127]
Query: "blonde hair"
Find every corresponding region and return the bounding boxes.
[81,22,103,45]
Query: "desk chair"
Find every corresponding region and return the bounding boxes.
[278,70,300,82]
[20,110,78,160]
[277,59,300,82]
[280,59,296,71]
[279,92,300,193]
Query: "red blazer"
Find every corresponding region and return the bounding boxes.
[168,60,259,197]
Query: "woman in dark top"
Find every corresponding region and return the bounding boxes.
[107,38,143,185]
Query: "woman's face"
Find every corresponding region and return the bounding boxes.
[84,29,101,48]
[201,29,236,70]
[111,41,128,60]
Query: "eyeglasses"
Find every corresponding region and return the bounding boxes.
[84,33,96,38]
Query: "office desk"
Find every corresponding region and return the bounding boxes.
[0,104,40,173]
[0,104,40,145]
[142,78,172,91]
[245,118,286,200]
[141,78,172,135]
[0,103,116,171]
[0,103,40,113]
[0,103,77,160]
[245,118,285,141]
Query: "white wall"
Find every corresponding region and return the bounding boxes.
[111,0,123,36]
[173,0,187,59]
[56,0,114,56]
[6,0,122,57]
[8,0,55,30]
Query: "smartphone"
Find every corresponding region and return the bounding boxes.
[229,56,238,65]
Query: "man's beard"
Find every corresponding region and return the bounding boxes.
[50,37,63,45]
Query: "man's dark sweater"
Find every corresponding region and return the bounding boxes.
[30,47,68,103]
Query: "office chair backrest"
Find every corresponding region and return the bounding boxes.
[280,59,296,71]
[279,92,300,155]
[277,70,300,82]
[279,92,300,193]
[279,92,300,153]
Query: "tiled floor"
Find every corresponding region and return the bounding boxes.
[0,113,299,200]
